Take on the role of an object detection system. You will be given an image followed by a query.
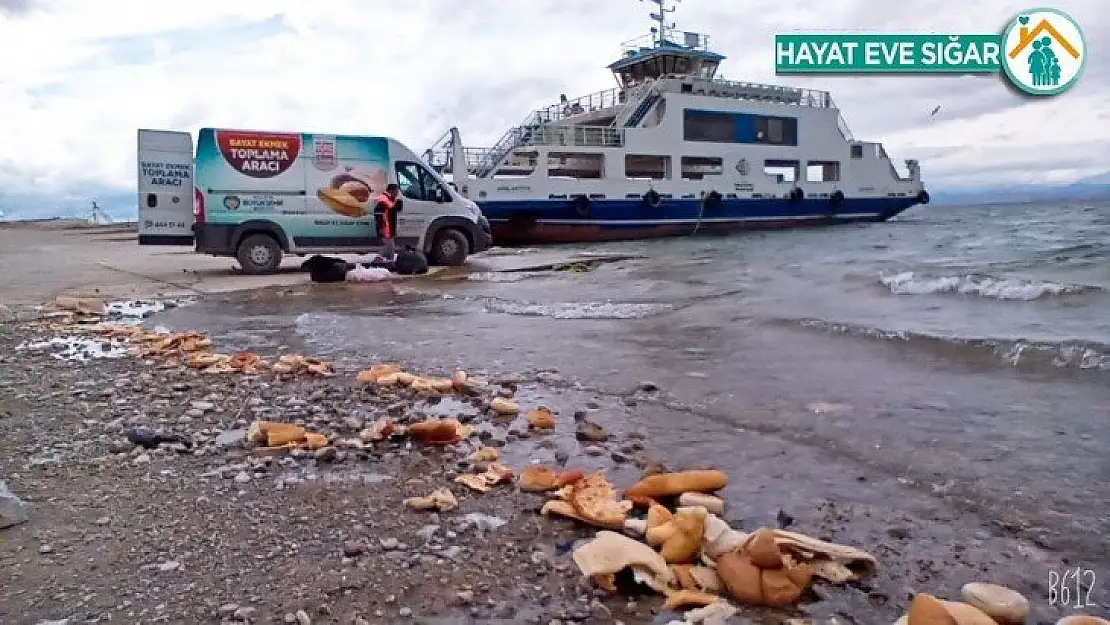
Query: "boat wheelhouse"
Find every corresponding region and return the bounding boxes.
[423,0,928,244]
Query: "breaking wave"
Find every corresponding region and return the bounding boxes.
[879,271,1097,301]
[791,318,1110,372]
[482,298,673,319]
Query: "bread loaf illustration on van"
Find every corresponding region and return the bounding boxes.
[316,166,387,217]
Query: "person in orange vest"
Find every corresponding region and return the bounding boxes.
[372,183,402,260]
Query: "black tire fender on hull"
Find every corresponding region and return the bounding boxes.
[570,195,591,218]
[701,190,722,210]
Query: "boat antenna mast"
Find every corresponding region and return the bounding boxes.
[641,0,679,46]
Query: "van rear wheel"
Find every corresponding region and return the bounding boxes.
[236,233,282,275]
[429,228,469,267]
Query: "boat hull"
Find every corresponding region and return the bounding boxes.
[480,196,922,245]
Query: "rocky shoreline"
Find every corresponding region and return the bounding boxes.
[0,307,709,624]
[1,300,1107,625]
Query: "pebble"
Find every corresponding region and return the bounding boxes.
[0,480,29,529]
[398,607,413,618]
[574,421,608,442]
[233,471,252,484]
[294,609,312,625]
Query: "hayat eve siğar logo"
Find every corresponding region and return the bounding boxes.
[1001,8,1086,95]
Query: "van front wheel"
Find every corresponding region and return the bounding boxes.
[236,233,282,275]
[429,228,469,266]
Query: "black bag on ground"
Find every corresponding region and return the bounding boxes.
[362,257,395,271]
[302,255,352,283]
[393,246,429,275]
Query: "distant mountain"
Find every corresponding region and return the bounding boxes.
[0,190,136,223]
[930,180,1110,206]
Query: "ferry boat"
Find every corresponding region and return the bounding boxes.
[422,0,929,245]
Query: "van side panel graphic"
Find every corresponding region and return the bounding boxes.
[194,128,391,238]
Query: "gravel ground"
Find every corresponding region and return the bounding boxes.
[0,315,693,625]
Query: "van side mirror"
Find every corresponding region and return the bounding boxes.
[432,187,446,203]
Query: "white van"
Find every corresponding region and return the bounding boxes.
[137,128,491,274]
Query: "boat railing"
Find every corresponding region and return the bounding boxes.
[519,124,625,148]
[534,87,629,124]
[422,129,454,171]
[824,94,855,140]
[619,31,711,54]
[462,124,625,176]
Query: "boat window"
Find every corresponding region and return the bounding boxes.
[805,161,841,182]
[680,156,723,179]
[753,116,798,146]
[684,109,798,145]
[763,159,799,183]
[625,155,671,180]
[493,150,539,178]
[683,110,734,142]
[850,144,864,159]
[548,152,604,179]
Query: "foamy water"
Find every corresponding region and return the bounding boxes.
[481,298,673,319]
[879,271,1093,300]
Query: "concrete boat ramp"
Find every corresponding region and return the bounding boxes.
[0,221,644,307]
[467,249,645,273]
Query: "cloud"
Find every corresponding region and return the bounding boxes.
[0,0,1106,218]
[0,0,35,16]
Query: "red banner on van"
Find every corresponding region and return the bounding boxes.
[215,130,302,179]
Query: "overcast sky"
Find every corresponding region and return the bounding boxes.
[0,0,1106,212]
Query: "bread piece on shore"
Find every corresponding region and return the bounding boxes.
[489,397,519,416]
[519,466,583,492]
[744,528,784,569]
[1056,617,1110,625]
[623,470,728,499]
[657,506,707,564]
[938,600,1002,625]
[357,363,400,382]
[662,589,719,611]
[907,593,958,625]
[409,418,471,445]
[247,420,307,447]
[715,551,764,605]
[526,406,556,429]
[678,492,725,515]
